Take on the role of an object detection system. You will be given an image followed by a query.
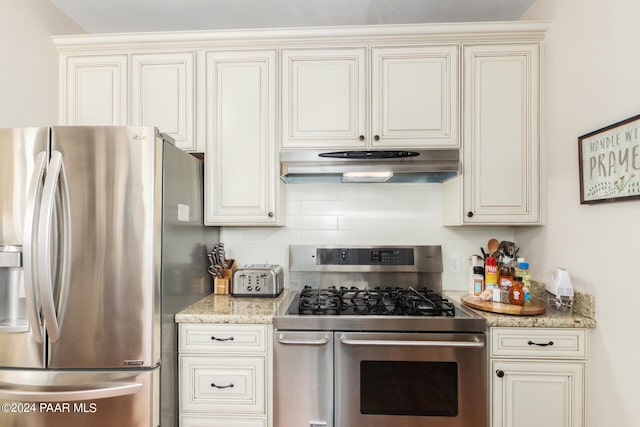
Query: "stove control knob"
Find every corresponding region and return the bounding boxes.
[256,286,261,292]
[247,286,253,292]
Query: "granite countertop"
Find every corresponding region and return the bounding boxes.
[446,288,597,329]
[175,291,291,324]
[176,287,597,329]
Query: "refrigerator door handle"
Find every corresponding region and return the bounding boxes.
[0,381,143,402]
[37,150,71,343]
[22,150,48,343]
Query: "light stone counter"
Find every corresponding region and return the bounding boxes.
[176,286,596,329]
[447,287,597,329]
[175,291,291,324]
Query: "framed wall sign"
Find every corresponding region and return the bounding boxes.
[578,114,640,204]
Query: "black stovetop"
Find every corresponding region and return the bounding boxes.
[290,286,456,317]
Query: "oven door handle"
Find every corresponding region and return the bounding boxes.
[277,334,330,346]
[339,335,485,348]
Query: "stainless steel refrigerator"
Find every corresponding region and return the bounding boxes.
[0,126,216,426]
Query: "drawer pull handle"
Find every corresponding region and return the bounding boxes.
[211,336,234,342]
[211,382,234,389]
[528,340,554,347]
[496,370,505,378]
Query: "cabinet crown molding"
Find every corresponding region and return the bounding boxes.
[53,21,549,52]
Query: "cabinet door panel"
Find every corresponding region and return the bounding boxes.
[180,355,265,414]
[205,50,278,225]
[462,44,540,223]
[371,46,459,148]
[492,361,584,427]
[281,48,366,148]
[65,55,127,125]
[131,52,197,151]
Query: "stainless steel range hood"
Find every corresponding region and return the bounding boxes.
[280,149,460,183]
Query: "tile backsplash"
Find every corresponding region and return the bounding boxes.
[220,183,514,291]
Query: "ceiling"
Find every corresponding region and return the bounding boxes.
[50,0,537,34]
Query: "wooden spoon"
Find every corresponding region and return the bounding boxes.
[487,238,499,256]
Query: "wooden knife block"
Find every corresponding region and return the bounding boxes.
[213,260,237,295]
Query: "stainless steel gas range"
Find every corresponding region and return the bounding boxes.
[273,245,487,427]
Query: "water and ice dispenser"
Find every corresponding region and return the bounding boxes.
[0,245,28,333]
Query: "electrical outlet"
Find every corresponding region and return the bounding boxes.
[450,255,462,273]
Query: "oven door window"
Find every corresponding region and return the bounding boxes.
[360,361,458,416]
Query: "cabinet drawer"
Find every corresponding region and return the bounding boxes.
[180,324,267,354]
[180,415,266,427]
[491,328,587,359]
[180,355,265,414]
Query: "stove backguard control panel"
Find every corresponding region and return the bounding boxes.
[316,248,415,266]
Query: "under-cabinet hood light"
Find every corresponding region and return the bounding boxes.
[342,171,393,183]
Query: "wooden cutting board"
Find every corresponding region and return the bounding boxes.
[461,294,546,316]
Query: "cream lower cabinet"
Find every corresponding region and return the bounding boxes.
[281,45,459,149]
[443,43,542,225]
[490,328,587,427]
[204,50,283,226]
[179,323,272,427]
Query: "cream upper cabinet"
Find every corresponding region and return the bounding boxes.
[204,50,282,226]
[281,45,459,149]
[131,52,200,151]
[281,48,367,149]
[61,52,202,152]
[371,45,458,148]
[63,55,127,126]
[443,43,541,225]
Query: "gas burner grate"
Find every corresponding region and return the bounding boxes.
[297,286,341,315]
[295,285,456,317]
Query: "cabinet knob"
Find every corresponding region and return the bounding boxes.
[374,135,380,141]
[467,211,474,218]
[359,135,365,141]
[268,212,274,218]
[496,370,505,378]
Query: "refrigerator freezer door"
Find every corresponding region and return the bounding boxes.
[47,126,160,369]
[0,128,47,368]
[0,368,158,427]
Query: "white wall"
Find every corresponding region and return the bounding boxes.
[221,183,514,291]
[519,1,640,425]
[0,0,83,126]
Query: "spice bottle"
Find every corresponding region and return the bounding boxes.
[515,259,531,305]
[498,262,514,304]
[498,263,514,289]
[509,276,525,306]
[472,266,485,297]
[484,257,500,302]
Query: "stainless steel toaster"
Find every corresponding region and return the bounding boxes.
[231,264,284,297]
